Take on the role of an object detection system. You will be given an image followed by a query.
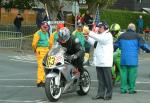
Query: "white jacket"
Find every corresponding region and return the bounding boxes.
[87,30,113,67]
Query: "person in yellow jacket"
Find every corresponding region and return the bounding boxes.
[49,23,64,49]
[32,21,50,87]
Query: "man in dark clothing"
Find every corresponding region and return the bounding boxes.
[36,11,43,29]
[57,27,84,73]
[83,10,93,30]
[136,15,144,33]
[14,13,24,32]
[57,7,64,21]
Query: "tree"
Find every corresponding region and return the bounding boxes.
[13,0,35,9]
[0,0,117,20]
[86,0,117,13]
[0,0,35,9]
[38,0,60,20]
[39,0,117,20]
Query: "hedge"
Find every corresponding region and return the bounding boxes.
[80,9,150,31]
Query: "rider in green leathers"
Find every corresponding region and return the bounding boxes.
[110,23,122,84]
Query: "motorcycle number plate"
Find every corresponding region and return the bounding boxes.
[46,56,55,67]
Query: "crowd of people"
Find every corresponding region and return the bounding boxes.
[31,9,150,101]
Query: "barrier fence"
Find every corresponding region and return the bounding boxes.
[0,31,23,50]
[144,30,150,41]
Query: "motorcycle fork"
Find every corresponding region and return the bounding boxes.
[55,72,61,86]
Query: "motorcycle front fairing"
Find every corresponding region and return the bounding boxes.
[43,43,75,82]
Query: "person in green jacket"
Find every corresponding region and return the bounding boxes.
[110,23,122,84]
[72,23,85,48]
[49,23,64,49]
[72,23,91,65]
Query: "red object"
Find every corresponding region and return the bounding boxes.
[57,23,64,29]
[144,30,150,33]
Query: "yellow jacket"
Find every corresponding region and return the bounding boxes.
[32,29,50,51]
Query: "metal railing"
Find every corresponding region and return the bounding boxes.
[0,31,23,50]
[144,32,150,41]
[0,25,38,36]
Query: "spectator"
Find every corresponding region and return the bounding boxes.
[110,23,122,84]
[115,23,150,94]
[72,23,85,48]
[32,21,50,87]
[83,21,113,100]
[13,13,24,32]
[57,6,64,21]
[36,11,44,29]
[49,23,64,49]
[83,10,93,30]
[137,15,144,33]
[77,12,84,25]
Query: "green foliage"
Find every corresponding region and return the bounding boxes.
[80,9,150,30]
[1,0,35,10]
[100,9,150,30]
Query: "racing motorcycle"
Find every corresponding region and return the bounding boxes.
[43,43,91,102]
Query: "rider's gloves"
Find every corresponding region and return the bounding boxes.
[65,54,78,63]
[71,54,78,60]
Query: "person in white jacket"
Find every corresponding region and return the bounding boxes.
[83,21,113,100]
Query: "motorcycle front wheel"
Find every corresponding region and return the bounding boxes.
[77,69,91,95]
[45,77,62,102]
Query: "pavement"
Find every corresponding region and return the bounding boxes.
[0,49,150,103]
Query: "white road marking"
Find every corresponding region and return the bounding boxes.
[136,81,150,84]
[0,79,150,84]
[0,85,150,94]
[0,99,62,103]
[8,55,36,63]
[0,85,36,88]
[91,80,150,84]
[0,72,36,78]
[136,90,150,93]
[10,59,36,63]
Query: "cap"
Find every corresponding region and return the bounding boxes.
[57,23,64,29]
[97,21,109,30]
[41,21,49,28]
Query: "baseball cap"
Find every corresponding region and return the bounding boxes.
[97,21,109,30]
[57,23,64,29]
[41,21,49,28]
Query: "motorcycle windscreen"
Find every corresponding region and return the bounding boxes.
[43,45,65,68]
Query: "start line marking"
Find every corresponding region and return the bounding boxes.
[0,79,150,84]
[0,99,53,103]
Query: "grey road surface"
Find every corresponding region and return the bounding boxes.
[0,50,150,103]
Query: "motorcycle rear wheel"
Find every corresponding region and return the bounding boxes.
[45,77,62,102]
[77,69,91,95]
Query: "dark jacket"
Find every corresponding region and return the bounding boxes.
[115,29,150,66]
[59,37,84,67]
[14,15,23,28]
[60,37,84,59]
[83,14,93,30]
